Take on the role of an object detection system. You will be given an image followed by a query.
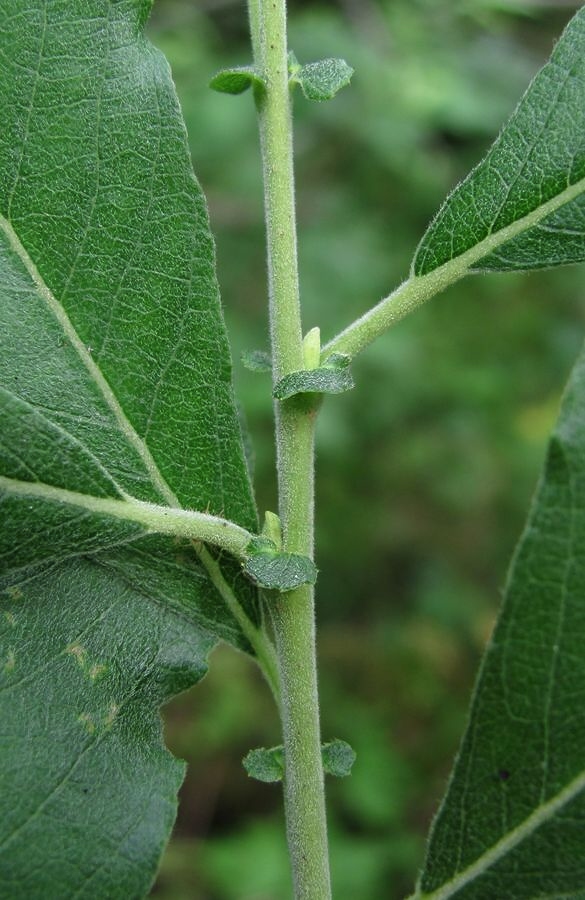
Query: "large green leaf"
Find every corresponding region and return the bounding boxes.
[413,340,585,898]
[0,0,260,893]
[413,7,585,275]
[0,561,215,899]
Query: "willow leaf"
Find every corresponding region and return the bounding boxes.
[0,0,260,894]
[414,7,585,275]
[414,339,585,899]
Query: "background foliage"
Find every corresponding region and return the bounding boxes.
[147,1,585,897]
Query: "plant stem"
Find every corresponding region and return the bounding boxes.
[248,1,331,897]
[323,167,585,362]
[269,405,330,900]
[321,270,459,361]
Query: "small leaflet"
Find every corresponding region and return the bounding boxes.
[261,511,282,548]
[243,539,318,591]
[289,55,354,102]
[321,739,356,778]
[243,746,285,783]
[273,354,354,400]
[242,349,272,373]
[244,739,356,783]
[209,66,264,95]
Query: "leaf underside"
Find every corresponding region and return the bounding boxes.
[293,58,354,102]
[417,339,585,898]
[414,7,585,275]
[243,739,355,783]
[0,561,214,899]
[0,0,258,895]
[209,66,263,95]
[241,348,272,373]
[243,549,318,592]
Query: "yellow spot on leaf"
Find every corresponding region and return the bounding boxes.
[66,644,108,682]
[104,703,119,729]
[4,611,16,627]
[78,713,96,735]
[66,643,88,668]
[4,649,15,673]
[89,663,107,681]
[6,586,22,601]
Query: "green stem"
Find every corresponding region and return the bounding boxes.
[247,0,262,62]
[249,1,331,897]
[323,166,585,361]
[321,270,459,361]
[253,21,303,375]
[269,405,330,900]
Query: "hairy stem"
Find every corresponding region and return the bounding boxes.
[321,270,458,361]
[323,167,585,361]
[268,403,329,899]
[249,1,331,897]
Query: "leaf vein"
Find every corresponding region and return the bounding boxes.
[0,213,177,506]
[416,763,585,899]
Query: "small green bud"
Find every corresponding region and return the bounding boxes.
[262,511,282,550]
[302,327,321,370]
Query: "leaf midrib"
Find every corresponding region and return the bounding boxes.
[415,53,576,278]
[410,767,585,900]
[413,170,585,279]
[0,474,253,555]
[0,212,178,507]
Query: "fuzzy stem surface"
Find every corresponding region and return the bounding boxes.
[248,1,331,897]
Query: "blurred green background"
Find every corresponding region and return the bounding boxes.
[146,1,585,897]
